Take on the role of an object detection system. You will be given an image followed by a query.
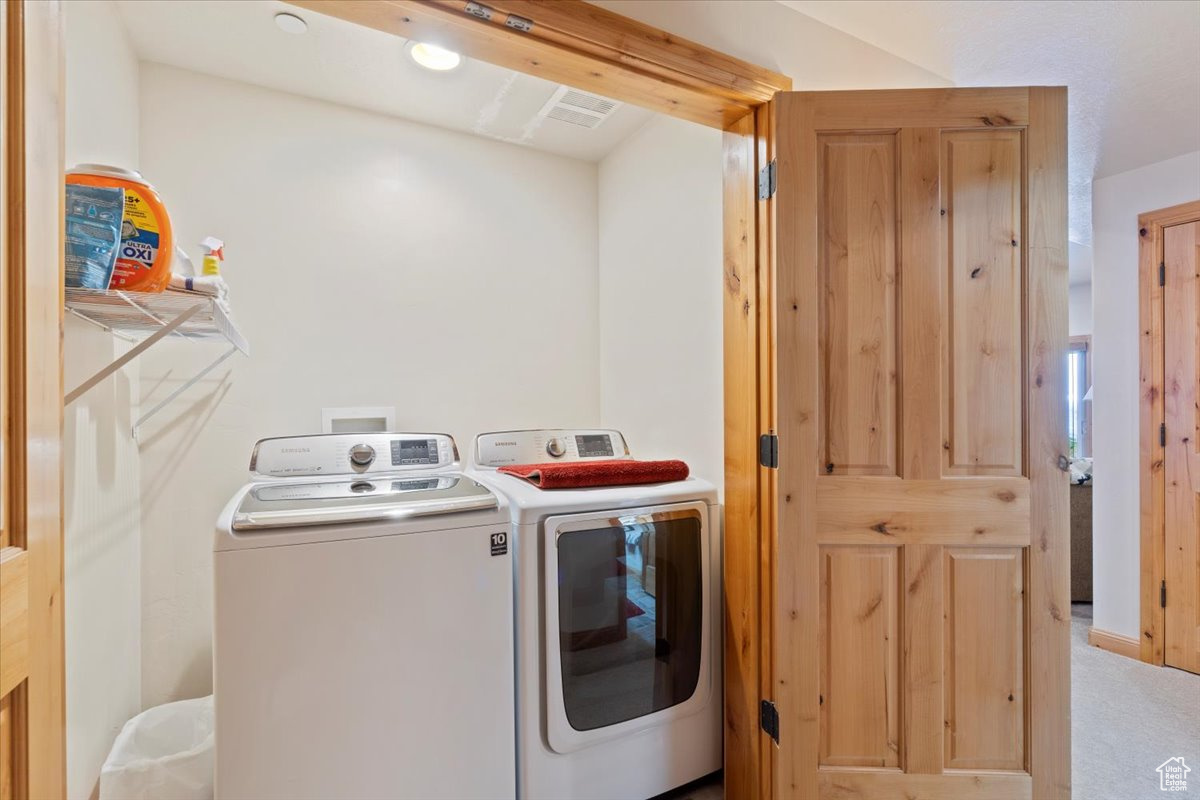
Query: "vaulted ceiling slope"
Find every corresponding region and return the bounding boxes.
[778,0,1200,248]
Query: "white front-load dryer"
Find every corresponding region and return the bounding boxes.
[214,433,515,800]
[468,429,722,800]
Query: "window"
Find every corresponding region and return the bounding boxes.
[1068,336,1091,457]
[555,514,703,731]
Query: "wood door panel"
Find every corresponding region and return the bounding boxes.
[898,128,943,480]
[1164,220,1200,674]
[943,547,1026,770]
[1022,88,1070,798]
[901,544,943,774]
[943,130,1024,476]
[816,477,1028,545]
[818,134,899,477]
[818,546,900,767]
[818,768,1032,800]
[773,87,1068,800]
[0,692,17,800]
[0,549,29,698]
[806,88,1032,130]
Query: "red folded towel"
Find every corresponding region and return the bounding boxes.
[498,459,690,489]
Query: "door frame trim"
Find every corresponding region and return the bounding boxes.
[286,0,790,129]
[4,0,67,796]
[1138,199,1200,666]
[286,2,790,797]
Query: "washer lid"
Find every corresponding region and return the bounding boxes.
[231,473,497,531]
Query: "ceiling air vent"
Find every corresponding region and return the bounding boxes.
[537,86,622,129]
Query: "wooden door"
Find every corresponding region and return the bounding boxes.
[1164,220,1200,674]
[770,88,1070,800]
[1,2,66,798]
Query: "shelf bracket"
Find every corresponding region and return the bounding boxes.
[65,305,138,342]
[65,302,204,406]
[132,345,239,443]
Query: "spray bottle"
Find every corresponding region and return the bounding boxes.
[200,236,225,276]
[168,236,228,297]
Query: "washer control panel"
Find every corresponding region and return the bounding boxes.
[474,429,630,467]
[250,433,458,478]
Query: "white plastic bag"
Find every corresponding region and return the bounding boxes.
[100,695,214,800]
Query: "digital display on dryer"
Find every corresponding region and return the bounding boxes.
[575,434,613,458]
[390,438,438,465]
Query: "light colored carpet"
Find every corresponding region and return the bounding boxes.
[1071,603,1199,799]
[659,605,1200,800]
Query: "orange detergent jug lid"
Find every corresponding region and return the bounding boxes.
[67,163,153,188]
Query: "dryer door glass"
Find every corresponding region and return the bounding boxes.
[555,510,702,731]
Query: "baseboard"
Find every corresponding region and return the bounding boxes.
[1087,626,1142,662]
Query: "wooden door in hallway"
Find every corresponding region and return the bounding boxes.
[1164,220,1200,675]
[769,88,1070,799]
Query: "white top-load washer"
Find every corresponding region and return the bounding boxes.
[468,429,722,800]
[215,433,515,800]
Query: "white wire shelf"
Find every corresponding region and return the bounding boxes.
[65,287,248,352]
[64,287,250,440]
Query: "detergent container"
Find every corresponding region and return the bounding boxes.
[66,164,173,292]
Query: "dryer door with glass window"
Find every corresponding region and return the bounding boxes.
[542,501,712,753]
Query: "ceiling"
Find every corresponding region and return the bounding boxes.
[114,0,653,163]
[779,0,1200,257]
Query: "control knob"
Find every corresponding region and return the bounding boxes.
[545,438,566,458]
[349,443,376,467]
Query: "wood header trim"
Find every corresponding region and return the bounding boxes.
[285,0,791,128]
[1141,200,1200,229]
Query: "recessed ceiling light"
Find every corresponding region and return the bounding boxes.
[274,12,308,35]
[408,42,462,72]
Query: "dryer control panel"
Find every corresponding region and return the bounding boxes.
[250,433,458,478]
[474,429,630,467]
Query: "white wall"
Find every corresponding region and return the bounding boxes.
[63,3,143,796]
[1068,240,1094,337]
[1069,282,1093,337]
[597,116,724,488]
[135,64,600,707]
[1092,150,1200,639]
[594,0,950,89]
[63,2,143,798]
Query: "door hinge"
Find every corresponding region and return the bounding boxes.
[1161,580,1167,608]
[1161,423,1167,447]
[759,432,779,469]
[464,1,493,20]
[504,13,533,32]
[1160,261,1166,287]
[758,159,777,200]
[760,699,780,744]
